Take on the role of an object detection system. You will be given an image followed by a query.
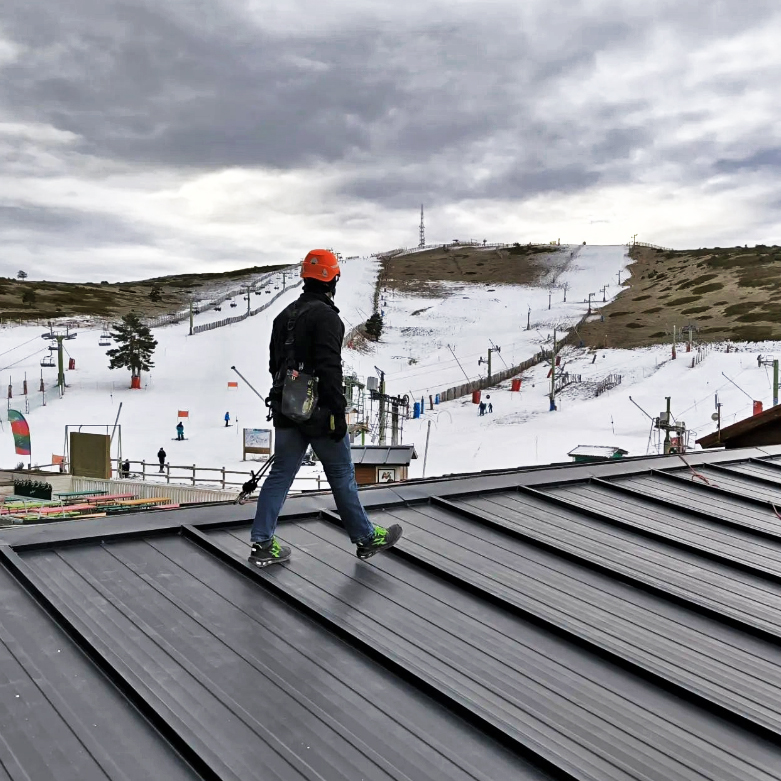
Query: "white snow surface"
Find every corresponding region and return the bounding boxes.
[0,246,777,487]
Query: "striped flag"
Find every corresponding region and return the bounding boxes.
[8,410,31,456]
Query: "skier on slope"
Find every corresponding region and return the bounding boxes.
[157,447,166,472]
[224,411,230,427]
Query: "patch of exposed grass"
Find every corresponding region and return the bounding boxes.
[642,306,663,314]
[736,312,772,323]
[724,301,763,316]
[625,322,643,328]
[609,311,629,318]
[706,253,763,269]
[666,295,702,306]
[732,324,778,341]
[650,331,667,338]
[690,282,724,295]
[633,294,652,301]
[678,273,718,288]
[681,305,710,314]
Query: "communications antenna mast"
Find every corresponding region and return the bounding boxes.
[419,204,425,248]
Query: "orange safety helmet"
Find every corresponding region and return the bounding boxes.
[301,249,340,282]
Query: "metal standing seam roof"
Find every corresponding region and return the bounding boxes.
[4,445,781,779]
[350,444,418,465]
[567,444,629,457]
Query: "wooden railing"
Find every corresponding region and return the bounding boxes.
[112,458,324,492]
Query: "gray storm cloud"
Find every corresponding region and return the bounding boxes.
[0,0,780,280]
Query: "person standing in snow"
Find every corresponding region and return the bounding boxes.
[157,447,166,472]
[176,421,184,440]
[488,402,493,413]
[249,248,402,568]
[224,411,230,427]
[479,401,486,416]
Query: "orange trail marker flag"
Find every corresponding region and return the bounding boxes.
[227,381,239,390]
[8,409,31,456]
[177,410,189,418]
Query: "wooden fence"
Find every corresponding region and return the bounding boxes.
[595,374,623,395]
[435,316,588,403]
[111,457,323,492]
[632,241,674,252]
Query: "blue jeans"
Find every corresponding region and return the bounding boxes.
[250,427,375,545]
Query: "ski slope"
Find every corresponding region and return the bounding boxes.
[0,246,776,487]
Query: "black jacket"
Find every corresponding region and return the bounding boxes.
[268,291,346,429]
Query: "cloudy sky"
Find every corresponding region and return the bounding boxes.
[1,0,780,281]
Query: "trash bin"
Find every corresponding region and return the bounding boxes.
[413,402,421,419]
[511,378,521,392]
[472,390,481,404]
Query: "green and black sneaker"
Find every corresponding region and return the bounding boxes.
[248,538,291,568]
[356,524,403,560]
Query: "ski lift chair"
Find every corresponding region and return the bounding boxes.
[230,301,237,308]
[214,306,222,311]
[98,329,111,347]
[40,355,55,368]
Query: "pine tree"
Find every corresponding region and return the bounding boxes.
[364,312,383,341]
[107,313,158,382]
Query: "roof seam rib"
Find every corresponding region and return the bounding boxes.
[430,495,781,648]
[319,508,781,743]
[0,546,234,781]
[180,524,583,781]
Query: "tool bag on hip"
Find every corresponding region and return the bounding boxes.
[274,303,319,423]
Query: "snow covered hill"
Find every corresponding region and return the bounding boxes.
[0,246,777,487]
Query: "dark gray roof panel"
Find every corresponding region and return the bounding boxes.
[614,473,781,532]
[542,480,781,577]
[350,445,417,465]
[17,534,549,781]
[0,564,199,781]
[206,517,781,781]
[5,445,781,779]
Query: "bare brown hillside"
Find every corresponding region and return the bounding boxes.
[0,264,284,322]
[379,243,554,293]
[577,245,781,348]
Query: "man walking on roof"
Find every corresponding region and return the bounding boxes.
[248,249,403,568]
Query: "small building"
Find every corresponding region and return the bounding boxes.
[697,404,781,449]
[350,445,417,485]
[567,445,628,464]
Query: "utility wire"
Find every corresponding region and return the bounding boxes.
[0,348,48,373]
[0,335,43,360]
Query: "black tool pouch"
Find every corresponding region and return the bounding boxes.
[277,303,319,423]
